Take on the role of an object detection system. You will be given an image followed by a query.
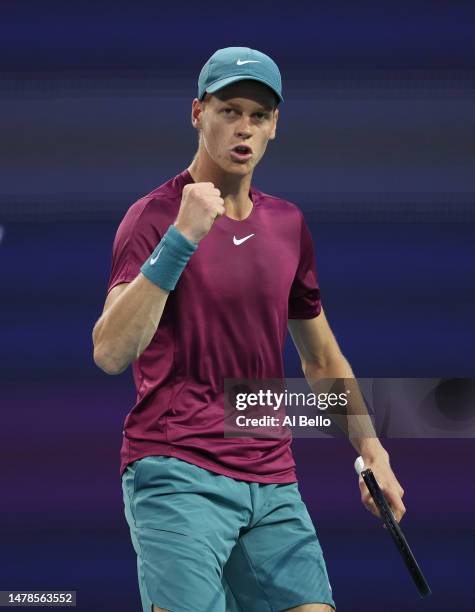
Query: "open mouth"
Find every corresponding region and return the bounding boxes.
[231,145,253,161]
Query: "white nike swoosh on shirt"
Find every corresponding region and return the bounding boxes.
[233,233,255,245]
[150,246,164,265]
[236,59,261,65]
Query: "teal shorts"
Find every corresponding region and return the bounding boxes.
[122,455,336,612]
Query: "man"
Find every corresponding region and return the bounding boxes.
[92,47,405,612]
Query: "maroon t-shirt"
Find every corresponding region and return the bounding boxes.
[107,169,322,483]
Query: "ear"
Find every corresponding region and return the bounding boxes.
[269,107,279,140]
[191,98,204,131]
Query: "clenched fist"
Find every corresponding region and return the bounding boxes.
[174,182,225,244]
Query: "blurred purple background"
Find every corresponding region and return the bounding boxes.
[1,1,474,610]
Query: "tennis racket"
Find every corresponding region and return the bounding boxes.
[354,456,431,598]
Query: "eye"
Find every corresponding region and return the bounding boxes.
[253,112,269,120]
[222,108,236,115]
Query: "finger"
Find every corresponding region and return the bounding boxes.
[391,477,404,499]
[362,495,381,519]
[213,206,226,220]
[360,479,381,519]
[387,478,404,499]
[385,491,406,523]
[394,501,407,523]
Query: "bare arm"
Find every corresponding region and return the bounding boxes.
[288,308,406,522]
[288,307,378,449]
[92,274,170,375]
[93,181,225,375]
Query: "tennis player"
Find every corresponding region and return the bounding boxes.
[93,47,405,612]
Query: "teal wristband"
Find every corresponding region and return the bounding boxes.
[140,225,198,291]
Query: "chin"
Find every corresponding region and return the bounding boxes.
[231,165,251,175]
[213,154,254,177]
[225,160,254,176]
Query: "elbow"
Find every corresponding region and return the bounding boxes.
[301,358,323,378]
[93,344,127,376]
[301,349,343,376]
[92,321,127,375]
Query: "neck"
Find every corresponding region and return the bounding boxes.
[187,147,253,221]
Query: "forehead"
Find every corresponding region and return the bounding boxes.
[208,80,276,109]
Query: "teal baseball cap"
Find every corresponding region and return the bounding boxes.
[198,47,283,104]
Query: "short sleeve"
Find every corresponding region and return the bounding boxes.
[106,197,161,295]
[288,212,322,319]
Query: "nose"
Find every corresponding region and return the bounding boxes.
[235,115,252,139]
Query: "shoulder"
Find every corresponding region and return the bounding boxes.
[254,187,305,219]
[253,187,307,235]
[117,173,183,233]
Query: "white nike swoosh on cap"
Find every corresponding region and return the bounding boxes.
[236,59,261,65]
[150,246,164,265]
[233,233,255,245]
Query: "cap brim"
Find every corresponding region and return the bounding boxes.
[204,75,283,102]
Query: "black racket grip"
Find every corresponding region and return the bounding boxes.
[361,468,432,598]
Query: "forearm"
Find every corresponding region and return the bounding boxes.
[302,354,387,461]
[93,273,169,374]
